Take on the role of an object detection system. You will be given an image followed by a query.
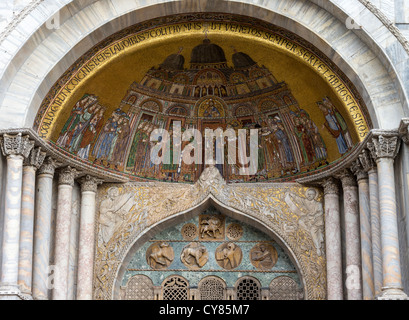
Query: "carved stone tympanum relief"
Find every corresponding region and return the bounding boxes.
[181,242,208,269]
[95,166,326,300]
[146,242,175,270]
[215,242,243,270]
[250,243,278,271]
[199,215,225,241]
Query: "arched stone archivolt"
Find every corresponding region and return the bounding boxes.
[0,0,408,132]
[94,166,326,300]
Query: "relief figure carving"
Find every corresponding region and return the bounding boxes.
[98,187,136,245]
[284,188,324,256]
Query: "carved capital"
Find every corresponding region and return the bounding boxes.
[350,159,368,181]
[79,175,103,193]
[58,166,77,187]
[38,156,58,176]
[24,147,46,170]
[321,177,340,196]
[335,169,357,188]
[0,133,34,159]
[398,118,409,145]
[358,148,376,173]
[369,134,401,161]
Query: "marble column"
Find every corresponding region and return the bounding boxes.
[337,169,362,300]
[32,157,57,300]
[359,148,383,296]
[322,177,343,300]
[77,176,102,300]
[18,148,46,298]
[52,166,77,300]
[351,159,374,300]
[368,134,408,299]
[0,133,34,299]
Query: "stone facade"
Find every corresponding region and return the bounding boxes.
[0,0,409,301]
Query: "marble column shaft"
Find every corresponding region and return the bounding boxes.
[1,155,25,286]
[356,170,375,300]
[377,157,404,291]
[339,170,362,300]
[53,167,76,300]
[323,177,343,300]
[32,157,56,300]
[18,148,46,296]
[0,134,34,294]
[77,176,100,300]
[368,168,383,296]
[369,134,407,299]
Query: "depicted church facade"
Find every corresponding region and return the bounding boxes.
[0,0,409,301]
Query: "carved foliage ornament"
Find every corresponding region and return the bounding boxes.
[369,135,401,160]
[94,167,326,300]
[0,133,34,159]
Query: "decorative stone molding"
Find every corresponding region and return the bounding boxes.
[38,156,58,176]
[94,167,327,301]
[350,159,368,181]
[335,169,357,187]
[58,166,78,187]
[23,147,46,170]
[358,148,377,172]
[321,177,340,196]
[0,133,34,159]
[398,118,409,145]
[79,175,103,193]
[368,133,401,160]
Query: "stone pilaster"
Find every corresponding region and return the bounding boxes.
[32,156,57,300]
[0,133,34,300]
[53,166,77,300]
[18,147,46,298]
[76,175,102,300]
[336,169,362,300]
[322,177,343,300]
[368,134,408,300]
[351,159,374,300]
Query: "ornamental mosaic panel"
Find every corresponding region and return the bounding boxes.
[35,13,372,185]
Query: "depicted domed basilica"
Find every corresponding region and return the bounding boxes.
[53,37,348,184]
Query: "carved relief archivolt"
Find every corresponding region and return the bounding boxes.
[94,166,326,300]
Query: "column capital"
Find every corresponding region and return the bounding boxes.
[358,148,377,173]
[398,118,409,145]
[58,166,78,187]
[335,169,357,188]
[0,133,34,159]
[38,156,58,176]
[79,175,103,193]
[350,159,368,181]
[368,134,401,161]
[23,147,46,170]
[321,177,340,195]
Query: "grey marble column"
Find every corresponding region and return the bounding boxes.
[77,176,102,300]
[359,148,383,297]
[337,169,362,300]
[322,177,343,300]
[52,166,77,300]
[0,133,34,299]
[368,134,408,299]
[18,148,46,298]
[32,157,57,300]
[351,159,374,300]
